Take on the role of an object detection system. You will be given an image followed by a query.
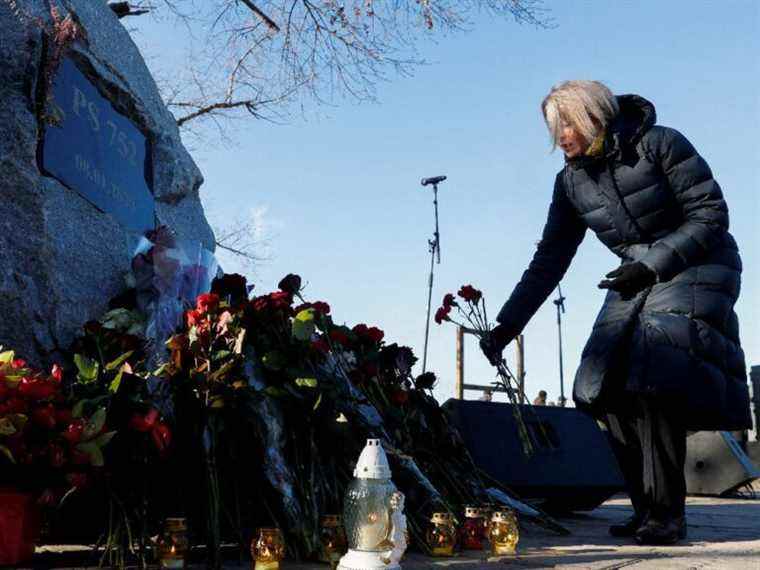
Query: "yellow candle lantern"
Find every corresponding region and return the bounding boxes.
[157,518,189,569]
[251,528,285,570]
[319,515,347,566]
[489,510,519,556]
[426,512,457,557]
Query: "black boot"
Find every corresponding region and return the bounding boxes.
[634,517,687,545]
[609,512,647,537]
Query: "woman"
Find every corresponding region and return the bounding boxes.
[480,80,751,545]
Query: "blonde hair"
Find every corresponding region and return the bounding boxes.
[542,80,619,150]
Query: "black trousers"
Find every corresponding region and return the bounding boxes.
[604,396,687,520]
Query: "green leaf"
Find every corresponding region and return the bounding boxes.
[0,350,14,364]
[263,386,287,398]
[262,351,285,371]
[153,363,170,377]
[109,369,124,394]
[101,308,144,332]
[76,441,104,467]
[83,408,107,440]
[0,445,15,464]
[313,393,323,412]
[295,377,318,388]
[95,431,117,448]
[72,400,85,418]
[212,350,232,362]
[0,417,17,436]
[105,351,134,371]
[74,354,99,384]
[292,309,316,341]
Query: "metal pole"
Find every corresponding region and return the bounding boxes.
[554,283,566,406]
[751,365,760,441]
[455,326,464,399]
[516,334,525,404]
[421,183,441,373]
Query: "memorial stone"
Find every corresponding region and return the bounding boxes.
[0,0,215,366]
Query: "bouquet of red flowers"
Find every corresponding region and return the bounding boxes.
[435,284,535,455]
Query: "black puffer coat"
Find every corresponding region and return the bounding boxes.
[497,94,751,430]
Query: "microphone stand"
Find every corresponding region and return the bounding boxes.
[421,181,442,373]
[553,283,567,407]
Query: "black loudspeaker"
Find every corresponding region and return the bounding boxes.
[685,431,760,496]
[443,399,625,512]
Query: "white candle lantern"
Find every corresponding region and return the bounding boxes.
[338,439,407,570]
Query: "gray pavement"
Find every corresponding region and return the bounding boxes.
[33,495,760,569]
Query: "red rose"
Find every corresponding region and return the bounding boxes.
[18,378,56,401]
[151,422,172,454]
[50,364,63,382]
[63,419,86,444]
[457,285,482,303]
[31,404,57,429]
[7,397,28,414]
[434,306,451,324]
[55,408,73,426]
[0,381,7,402]
[196,293,220,314]
[12,358,27,369]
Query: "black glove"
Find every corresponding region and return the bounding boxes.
[480,323,518,366]
[598,261,656,300]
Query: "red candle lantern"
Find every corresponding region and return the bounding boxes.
[460,506,486,550]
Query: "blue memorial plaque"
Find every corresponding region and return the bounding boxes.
[39,57,155,233]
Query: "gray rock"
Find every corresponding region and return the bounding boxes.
[0,0,215,367]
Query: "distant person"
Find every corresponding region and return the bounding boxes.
[479,388,493,402]
[480,80,751,545]
[532,390,547,406]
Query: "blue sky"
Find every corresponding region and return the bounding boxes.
[133,1,759,405]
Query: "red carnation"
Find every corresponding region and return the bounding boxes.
[442,293,457,309]
[151,422,172,454]
[31,404,57,430]
[434,306,451,324]
[311,301,331,315]
[311,338,330,354]
[196,293,220,314]
[186,309,203,327]
[457,284,482,303]
[270,291,293,309]
[390,389,409,406]
[277,273,303,295]
[66,472,89,489]
[366,327,384,344]
[352,324,369,336]
[329,329,350,346]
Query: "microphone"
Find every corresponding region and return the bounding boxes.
[420,175,447,186]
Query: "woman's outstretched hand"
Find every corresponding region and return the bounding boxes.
[479,323,517,366]
[598,261,656,299]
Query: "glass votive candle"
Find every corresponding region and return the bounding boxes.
[460,506,487,550]
[319,515,347,565]
[157,517,189,568]
[489,510,519,556]
[251,527,285,570]
[426,512,457,557]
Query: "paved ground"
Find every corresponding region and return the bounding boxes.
[32,494,760,570]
